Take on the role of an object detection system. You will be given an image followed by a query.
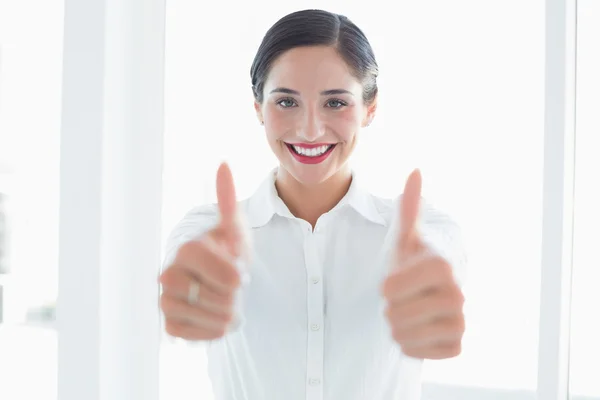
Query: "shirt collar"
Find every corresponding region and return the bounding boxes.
[245,168,387,228]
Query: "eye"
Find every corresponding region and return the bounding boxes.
[326,99,347,108]
[277,98,297,108]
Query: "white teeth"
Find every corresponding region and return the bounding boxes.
[292,144,332,157]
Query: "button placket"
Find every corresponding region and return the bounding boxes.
[304,230,324,400]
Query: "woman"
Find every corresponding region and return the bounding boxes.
[159,9,467,400]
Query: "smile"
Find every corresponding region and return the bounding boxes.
[285,143,336,164]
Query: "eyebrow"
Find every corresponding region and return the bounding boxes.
[269,87,354,96]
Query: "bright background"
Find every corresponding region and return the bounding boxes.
[0,1,598,399]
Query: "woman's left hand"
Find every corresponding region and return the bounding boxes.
[381,170,465,360]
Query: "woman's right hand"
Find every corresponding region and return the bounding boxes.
[159,162,247,341]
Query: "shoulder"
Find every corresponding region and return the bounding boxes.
[368,193,460,230]
[166,198,254,240]
[165,196,254,240]
[369,192,467,285]
[169,203,220,238]
[366,193,455,228]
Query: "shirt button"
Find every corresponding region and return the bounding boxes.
[311,324,320,331]
[309,378,321,386]
[311,276,320,284]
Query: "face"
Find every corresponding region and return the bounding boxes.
[255,46,376,186]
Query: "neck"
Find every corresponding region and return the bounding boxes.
[274,165,353,228]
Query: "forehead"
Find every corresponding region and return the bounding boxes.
[265,46,361,92]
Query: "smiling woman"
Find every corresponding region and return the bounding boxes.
[256,45,375,189]
[4,0,590,400]
[159,8,467,400]
[256,44,379,224]
[159,1,555,400]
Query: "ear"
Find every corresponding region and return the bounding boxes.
[362,97,378,127]
[254,101,264,125]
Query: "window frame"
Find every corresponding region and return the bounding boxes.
[57,0,166,399]
[55,0,579,399]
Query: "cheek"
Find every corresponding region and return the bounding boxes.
[329,109,362,140]
[263,106,294,139]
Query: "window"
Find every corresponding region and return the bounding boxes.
[0,1,590,399]
[569,1,600,398]
[0,1,64,399]
[160,1,545,399]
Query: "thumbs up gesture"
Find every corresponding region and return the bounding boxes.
[159,162,249,340]
[381,169,465,359]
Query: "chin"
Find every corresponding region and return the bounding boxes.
[283,163,339,186]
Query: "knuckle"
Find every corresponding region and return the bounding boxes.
[424,256,450,278]
[391,328,406,344]
[384,305,400,324]
[456,317,466,334]
[381,278,396,299]
[401,344,418,358]
[221,312,235,325]
[178,239,210,266]
[434,259,454,278]
[383,305,392,320]
[446,341,462,357]
[216,326,229,338]
[159,267,180,288]
[223,267,241,289]
[445,289,464,309]
[222,294,236,310]
[453,342,463,356]
[177,241,197,261]
[458,289,465,305]
[159,293,173,313]
[454,293,465,310]
[445,318,464,338]
[164,321,181,337]
[158,267,172,283]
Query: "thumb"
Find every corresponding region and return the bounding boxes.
[215,162,253,273]
[216,161,239,230]
[398,168,423,246]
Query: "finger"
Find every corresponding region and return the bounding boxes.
[216,162,238,230]
[159,268,235,316]
[160,293,233,331]
[384,288,464,330]
[164,319,226,341]
[402,341,463,360]
[382,256,455,302]
[398,168,423,249]
[391,316,465,349]
[172,238,241,295]
[216,162,245,257]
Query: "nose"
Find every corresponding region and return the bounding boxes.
[298,109,326,142]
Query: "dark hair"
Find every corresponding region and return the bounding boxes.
[250,9,379,105]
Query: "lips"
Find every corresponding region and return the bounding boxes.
[285,143,337,165]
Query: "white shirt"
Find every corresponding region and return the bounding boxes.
[163,169,467,400]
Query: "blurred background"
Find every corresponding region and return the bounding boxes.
[0,0,598,399]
